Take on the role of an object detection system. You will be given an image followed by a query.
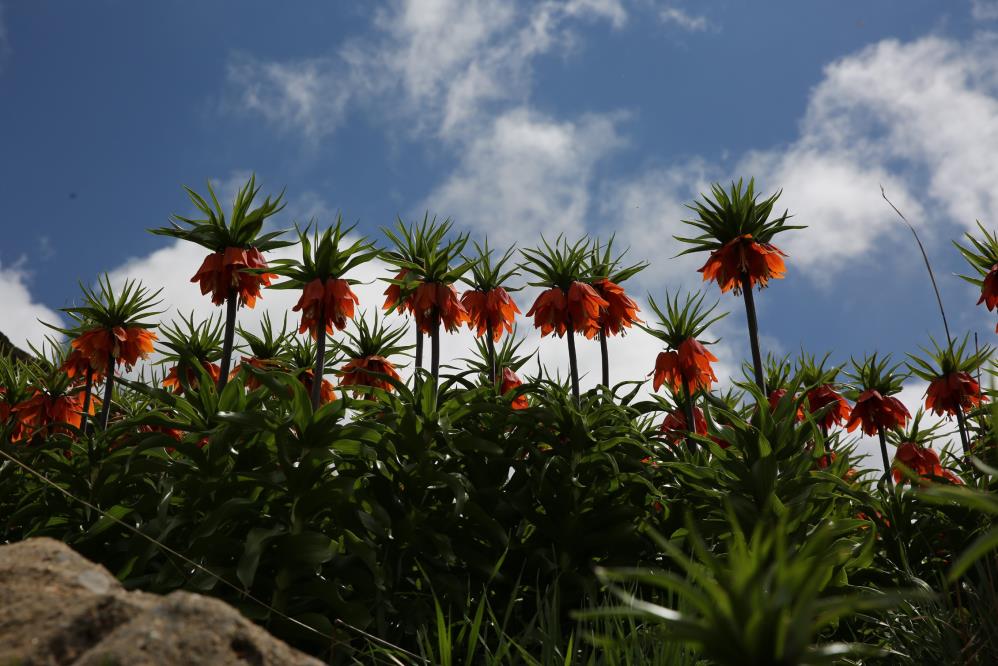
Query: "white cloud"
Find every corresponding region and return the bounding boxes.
[226,54,351,140]
[658,6,709,31]
[426,108,626,243]
[227,0,629,140]
[972,0,998,21]
[0,263,63,352]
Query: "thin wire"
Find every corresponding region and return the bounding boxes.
[881,186,953,345]
[0,446,427,665]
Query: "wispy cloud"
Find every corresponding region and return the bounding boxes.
[224,0,630,142]
[971,0,998,21]
[658,6,710,32]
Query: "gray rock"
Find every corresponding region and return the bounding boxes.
[0,538,325,666]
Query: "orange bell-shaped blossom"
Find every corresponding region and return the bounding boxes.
[191,246,275,308]
[338,355,401,394]
[660,406,708,445]
[293,277,360,339]
[462,287,520,341]
[229,356,281,390]
[584,278,641,339]
[65,326,157,377]
[925,371,985,416]
[11,389,92,441]
[527,282,608,338]
[409,282,469,334]
[162,361,222,395]
[804,384,851,429]
[893,442,962,485]
[699,234,786,294]
[845,389,910,436]
[978,264,998,310]
[299,369,336,405]
[500,367,528,410]
[382,269,413,314]
[767,388,805,421]
[651,338,718,393]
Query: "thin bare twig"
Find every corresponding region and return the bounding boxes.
[881,186,953,345]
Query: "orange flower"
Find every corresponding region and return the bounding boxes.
[66,326,157,377]
[925,371,986,416]
[699,234,787,294]
[660,407,708,445]
[382,269,413,314]
[299,369,336,404]
[978,264,998,310]
[526,282,608,338]
[462,287,520,341]
[11,389,92,441]
[893,442,962,485]
[804,384,851,429]
[767,388,804,421]
[191,246,274,308]
[583,278,641,339]
[500,367,528,410]
[651,338,718,393]
[411,282,469,334]
[62,349,104,382]
[292,277,360,339]
[230,356,280,390]
[815,450,836,470]
[338,355,401,394]
[845,389,910,436]
[162,361,222,394]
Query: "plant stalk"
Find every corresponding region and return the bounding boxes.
[599,327,609,388]
[431,314,441,385]
[218,287,238,392]
[486,325,497,386]
[311,298,327,409]
[415,330,424,372]
[740,273,766,394]
[80,367,94,438]
[955,406,971,456]
[683,378,697,450]
[878,428,894,489]
[567,321,580,404]
[98,350,115,430]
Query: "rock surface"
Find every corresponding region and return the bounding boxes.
[0,538,325,666]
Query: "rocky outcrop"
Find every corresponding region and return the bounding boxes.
[0,538,324,665]
[0,330,29,362]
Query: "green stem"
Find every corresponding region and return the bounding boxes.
[740,273,766,394]
[311,299,327,410]
[486,325,497,386]
[955,407,971,456]
[98,350,115,430]
[878,428,894,489]
[431,314,441,385]
[80,367,93,438]
[683,378,697,450]
[566,321,580,405]
[599,327,609,389]
[217,287,238,392]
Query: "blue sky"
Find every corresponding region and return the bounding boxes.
[2,1,997,459]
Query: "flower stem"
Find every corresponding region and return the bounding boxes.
[683,378,697,450]
[98,351,115,430]
[311,299,327,410]
[599,326,609,388]
[566,321,580,404]
[877,428,894,489]
[415,330,424,372]
[80,367,93,438]
[486,325,496,386]
[955,407,971,456]
[431,314,441,385]
[217,287,238,392]
[740,273,766,394]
